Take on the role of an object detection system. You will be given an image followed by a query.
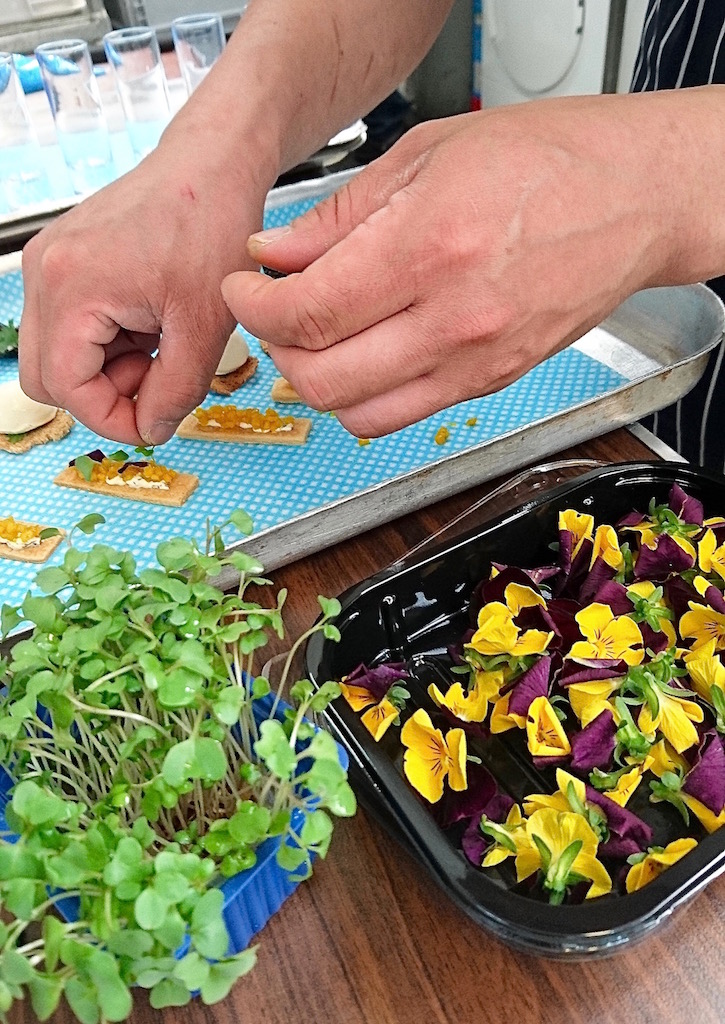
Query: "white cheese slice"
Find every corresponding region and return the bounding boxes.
[0,380,57,434]
[216,330,250,376]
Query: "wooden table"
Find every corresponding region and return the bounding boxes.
[13,427,724,1024]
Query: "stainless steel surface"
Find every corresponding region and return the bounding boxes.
[0,0,110,53]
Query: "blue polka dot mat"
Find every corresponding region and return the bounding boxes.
[0,173,626,614]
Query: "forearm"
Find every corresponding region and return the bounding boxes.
[160,0,454,188]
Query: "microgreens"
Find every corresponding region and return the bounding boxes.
[0,509,354,1020]
[0,320,19,357]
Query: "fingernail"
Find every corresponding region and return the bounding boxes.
[142,420,179,446]
[248,226,292,246]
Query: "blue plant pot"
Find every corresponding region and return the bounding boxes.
[0,693,348,956]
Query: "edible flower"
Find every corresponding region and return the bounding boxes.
[428,671,501,723]
[400,709,467,804]
[588,756,654,807]
[680,599,725,652]
[360,699,399,741]
[569,604,644,666]
[479,804,526,867]
[467,591,553,659]
[698,528,725,580]
[515,808,612,903]
[526,696,571,759]
[684,640,725,727]
[567,679,620,727]
[339,662,411,741]
[570,708,618,771]
[559,509,594,562]
[590,525,624,572]
[625,838,698,893]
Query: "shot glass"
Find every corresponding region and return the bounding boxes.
[35,38,116,196]
[0,52,49,212]
[171,13,226,95]
[103,26,171,164]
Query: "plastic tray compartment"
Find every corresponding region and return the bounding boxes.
[305,461,725,958]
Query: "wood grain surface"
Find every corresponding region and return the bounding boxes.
[10,429,724,1024]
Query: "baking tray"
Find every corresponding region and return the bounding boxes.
[0,169,723,612]
[304,461,725,958]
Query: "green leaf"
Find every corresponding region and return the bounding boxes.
[161,737,227,787]
[65,977,100,1024]
[20,595,57,632]
[199,951,257,1004]
[190,890,228,960]
[322,624,341,642]
[228,509,254,536]
[156,538,196,572]
[228,802,271,845]
[300,809,333,855]
[139,569,191,604]
[0,319,19,356]
[173,952,210,992]
[12,779,74,827]
[254,720,296,779]
[134,887,170,930]
[276,843,309,873]
[151,910,187,952]
[34,566,70,595]
[86,950,133,1022]
[149,978,191,1009]
[1,603,21,636]
[1,948,35,985]
[318,596,341,619]
[28,974,63,1021]
[105,930,154,959]
[76,513,106,537]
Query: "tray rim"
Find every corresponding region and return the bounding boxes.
[305,460,725,957]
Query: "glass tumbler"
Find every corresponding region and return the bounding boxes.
[35,38,116,195]
[171,13,226,95]
[0,52,49,212]
[103,26,171,164]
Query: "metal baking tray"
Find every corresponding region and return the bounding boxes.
[0,169,723,596]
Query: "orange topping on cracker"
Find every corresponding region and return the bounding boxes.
[193,405,295,433]
[0,516,43,546]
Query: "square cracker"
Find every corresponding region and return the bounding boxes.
[210,356,259,396]
[177,413,311,446]
[54,467,199,507]
[0,410,74,455]
[0,528,64,564]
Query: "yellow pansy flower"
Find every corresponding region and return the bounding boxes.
[569,604,644,666]
[681,794,725,834]
[523,769,586,817]
[684,639,725,706]
[428,670,502,723]
[626,581,678,648]
[467,601,552,658]
[361,698,399,741]
[637,689,703,754]
[338,682,379,712]
[489,692,526,734]
[400,709,467,804]
[680,600,725,652]
[567,679,621,727]
[480,805,527,867]
[625,838,698,893]
[648,738,689,779]
[590,524,624,571]
[698,528,725,580]
[526,696,571,759]
[503,582,547,614]
[515,808,612,902]
[598,756,654,807]
[559,509,594,560]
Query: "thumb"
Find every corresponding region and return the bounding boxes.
[134,311,234,445]
[247,144,421,273]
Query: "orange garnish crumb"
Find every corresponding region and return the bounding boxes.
[434,427,450,446]
[194,405,295,433]
[0,517,42,545]
[358,438,370,447]
[466,417,478,427]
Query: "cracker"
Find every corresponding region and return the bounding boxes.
[0,410,74,455]
[271,377,303,404]
[258,339,270,355]
[210,356,259,396]
[177,413,312,446]
[54,467,199,507]
[0,527,64,564]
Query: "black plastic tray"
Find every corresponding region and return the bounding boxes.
[305,462,725,958]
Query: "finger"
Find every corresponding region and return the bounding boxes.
[134,305,235,445]
[222,194,425,353]
[265,304,451,412]
[333,372,460,438]
[247,120,459,272]
[103,350,154,400]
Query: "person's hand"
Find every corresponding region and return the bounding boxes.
[222,94,694,438]
[19,146,273,445]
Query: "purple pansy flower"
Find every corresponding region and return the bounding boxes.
[570,709,617,772]
[682,730,725,816]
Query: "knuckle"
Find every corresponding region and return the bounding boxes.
[37,239,78,289]
[291,282,346,350]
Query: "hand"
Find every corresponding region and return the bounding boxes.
[222,95,686,438]
[19,146,273,445]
